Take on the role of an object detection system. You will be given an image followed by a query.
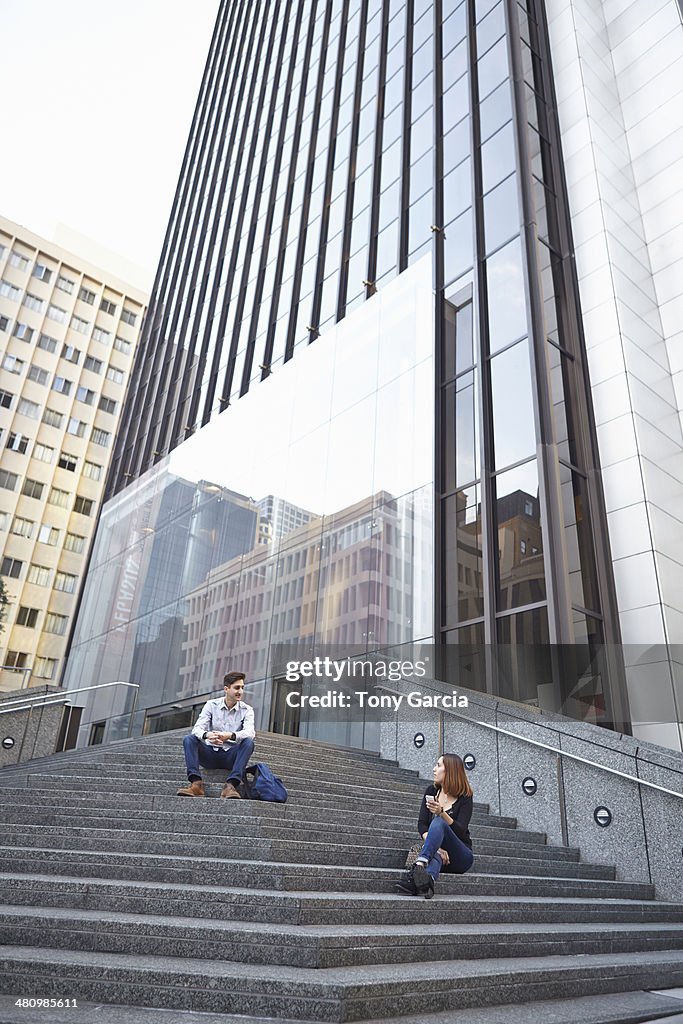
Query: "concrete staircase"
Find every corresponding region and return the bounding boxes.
[0,729,682,1023]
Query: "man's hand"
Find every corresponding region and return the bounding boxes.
[206,731,224,744]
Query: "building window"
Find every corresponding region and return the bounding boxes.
[0,511,7,530]
[52,376,73,396]
[0,557,23,578]
[44,612,68,635]
[93,326,111,344]
[82,460,102,481]
[64,532,86,553]
[33,443,54,463]
[76,386,95,405]
[54,571,77,593]
[8,251,29,271]
[13,322,34,342]
[47,304,68,323]
[34,657,57,679]
[520,539,527,554]
[100,299,117,316]
[27,564,51,586]
[61,344,81,364]
[38,524,60,545]
[78,286,96,305]
[58,452,77,472]
[23,293,44,313]
[113,336,131,355]
[27,365,49,386]
[17,398,39,419]
[105,365,124,385]
[32,263,52,283]
[16,606,39,628]
[70,316,90,335]
[98,396,117,415]
[0,469,19,491]
[48,487,70,508]
[2,354,24,374]
[38,333,57,353]
[55,274,75,294]
[6,432,29,454]
[11,516,34,538]
[90,428,110,447]
[67,417,87,437]
[0,389,13,409]
[0,280,21,300]
[42,407,63,428]
[121,308,137,326]
[83,355,102,374]
[21,478,44,500]
[73,496,94,516]
[0,315,8,332]
[5,650,28,669]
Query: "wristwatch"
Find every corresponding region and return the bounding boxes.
[202,731,208,740]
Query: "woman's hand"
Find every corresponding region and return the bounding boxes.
[426,797,441,814]
[437,848,450,866]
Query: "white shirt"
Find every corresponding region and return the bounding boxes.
[191,698,255,749]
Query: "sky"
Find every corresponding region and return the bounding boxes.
[0,0,219,292]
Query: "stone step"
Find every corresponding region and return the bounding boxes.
[1,989,682,1024]
[3,906,683,968]
[0,824,585,870]
[1,872,678,925]
[2,945,683,1021]
[0,806,547,847]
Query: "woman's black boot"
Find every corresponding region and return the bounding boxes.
[396,866,419,895]
[412,862,433,896]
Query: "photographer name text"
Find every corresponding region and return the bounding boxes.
[285,690,469,709]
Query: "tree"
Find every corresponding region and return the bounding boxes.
[0,576,10,636]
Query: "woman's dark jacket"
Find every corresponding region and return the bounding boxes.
[418,784,473,850]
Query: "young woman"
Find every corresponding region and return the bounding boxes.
[397,752,474,898]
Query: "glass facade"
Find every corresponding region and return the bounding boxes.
[65,0,637,742]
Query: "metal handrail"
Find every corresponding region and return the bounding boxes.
[0,680,139,711]
[374,683,683,802]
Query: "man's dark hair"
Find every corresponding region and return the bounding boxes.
[224,671,246,687]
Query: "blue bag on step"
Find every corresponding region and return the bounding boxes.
[241,762,288,802]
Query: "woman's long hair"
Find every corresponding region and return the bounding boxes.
[440,753,473,798]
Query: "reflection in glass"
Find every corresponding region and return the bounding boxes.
[490,339,536,471]
[559,462,600,615]
[483,173,519,254]
[481,120,515,193]
[486,236,527,352]
[479,80,513,143]
[443,290,474,381]
[548,341,574,465]
[495,606,551,705]
[444,208,473,284]
[494,459,546,609]
[442,620,486,693]
[443,485,484,625]
[442,371,479,492]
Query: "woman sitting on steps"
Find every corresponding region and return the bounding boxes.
[397,753,474,899]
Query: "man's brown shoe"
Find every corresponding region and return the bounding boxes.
[221,782,241,799]
[177,779,205,797]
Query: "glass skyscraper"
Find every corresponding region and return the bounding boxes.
[65,0,683,752]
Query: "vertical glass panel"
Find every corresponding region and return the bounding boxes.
[443,158,472,225]
[483,172,519,254]
[442,3,467,57]
[444,208,473,285]
[481,121,516,193]
[442,371,479,491]
[409,190,433,254]
[490,339,536,470]
[411,107,434,162]
[559,462,600,614]
[495,605,551,705]
[476,0,500,20]
[548,342,575,465]
[443,289,474,381]
[486,236,527,352]
[477,37,508,99]
[376,219,399,280]
[443,484,484,626]
[410,149,433,203]
[443,118,471,177]
[441,620,486,696]
[442,75,470,134]
[479,80,513,142]
[476,1,505,56]
[494,459,546,609]
[442,40,468,92]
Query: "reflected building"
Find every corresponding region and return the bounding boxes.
[65,0,683,752]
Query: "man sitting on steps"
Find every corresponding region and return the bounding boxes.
[177,670,255,798]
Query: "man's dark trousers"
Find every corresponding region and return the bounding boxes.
[183,734,255,785]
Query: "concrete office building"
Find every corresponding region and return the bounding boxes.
[0,215,146,690]
[64,0,683,751]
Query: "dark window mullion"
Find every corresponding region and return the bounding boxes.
[365,0,391,291]
[398,0,414,273]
